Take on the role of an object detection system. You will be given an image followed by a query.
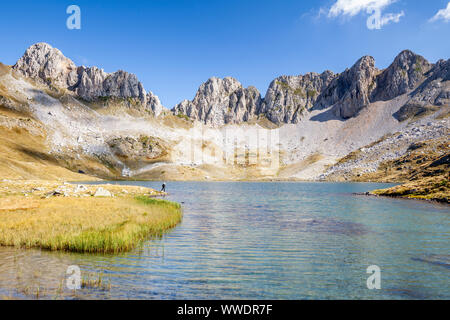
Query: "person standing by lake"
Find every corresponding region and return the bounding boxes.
[161,182,166,193]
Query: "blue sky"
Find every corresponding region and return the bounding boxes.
[1,0,449,108]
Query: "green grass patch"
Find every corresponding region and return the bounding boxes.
[135,195,181,210]
[176,113,191,121]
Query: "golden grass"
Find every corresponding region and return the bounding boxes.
[435,106,450,120]
[0,111,101,181]
[363,137,450,203]
[372,176,449,203]
[0,194,182,253]
[162,113,194,129]
[245,115,280,129]
[0,198,40,211]
[81,272,111,291]
[0,63,10,76]
[277,153,323,178]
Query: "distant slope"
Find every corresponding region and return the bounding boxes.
[0,106,98,181]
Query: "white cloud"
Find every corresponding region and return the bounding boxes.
[328,0,404,29]
[379,10,405,26]
[429,2,450,22]
[329,0,394,17]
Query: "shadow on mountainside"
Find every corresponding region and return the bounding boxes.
[309,106,345,122]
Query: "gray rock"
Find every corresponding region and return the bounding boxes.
[17,44,447,126]
[172,77,262,127]
[393,102,432,122]
[98,70,146,103]
[406,58,450,107]
[74,185,88,193]
[75,67,147,105]
[372,50,432,101]
[107,135,167,169]
[13,43,164,116]
[94,187,112,197]
[146,91,164,117]
[74,66,108,99]
[13,43,78,89]
[261,71,335,124]
[315,56,379,119]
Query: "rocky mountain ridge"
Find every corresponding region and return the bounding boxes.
[174,50,449,126]
[173,77,262,126]
[13,43,164,116]
[11,43,449,127]
[1,43,448,186]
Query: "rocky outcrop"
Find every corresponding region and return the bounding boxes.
[392,103,435,122]
[315,56,379,119]
[13,43,78,89]
[172,77,262,127]
[107,135,167,169]
[145,92,164,117]
[15,44,447,125]
[75,68,147,104]
[261,72,335,123]
[393,58,449,122]
[371,50,432,102]
[407,58,450,107]
[13,43,164,116]
[74,66,108,99]
[173,50,447,126]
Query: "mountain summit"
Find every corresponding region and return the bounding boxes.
[11,43,449,126]
[13,43,164,116]
[0,43,448,185]
[173,50,448,126]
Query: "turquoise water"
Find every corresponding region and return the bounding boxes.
[0,182,448,299]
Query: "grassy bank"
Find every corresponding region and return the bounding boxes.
[337,137,450,204]
[371,175,449,203]
[0,183,182,253]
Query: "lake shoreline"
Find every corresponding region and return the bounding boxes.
[0,180,448,300]
[354,192,450,205]
[0,180,183,254]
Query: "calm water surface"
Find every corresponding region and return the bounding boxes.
[0,182,448,299]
